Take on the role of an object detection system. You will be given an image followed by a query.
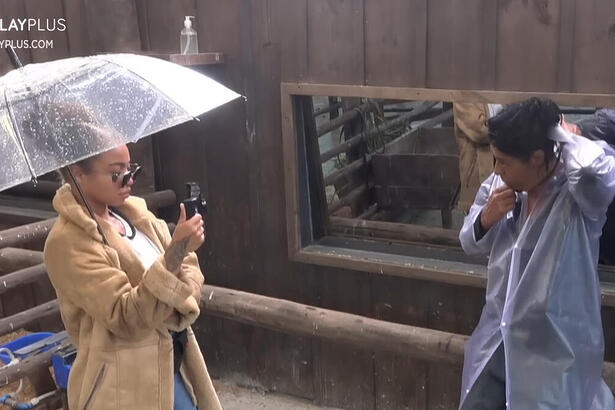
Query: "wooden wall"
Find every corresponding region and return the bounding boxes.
[3,1,615,408]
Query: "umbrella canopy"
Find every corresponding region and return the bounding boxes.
[0,53,240,192]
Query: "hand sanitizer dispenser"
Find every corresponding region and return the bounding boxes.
[180,16,198,55]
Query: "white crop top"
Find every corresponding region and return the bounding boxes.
[109,210,161,270]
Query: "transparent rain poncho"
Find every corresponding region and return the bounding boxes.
[0,54,240,191]
[459,126,615,409]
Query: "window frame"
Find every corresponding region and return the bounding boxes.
[281,82,615,304]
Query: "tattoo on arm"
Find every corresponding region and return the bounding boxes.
[165,238,188,273]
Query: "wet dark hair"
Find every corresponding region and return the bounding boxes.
[487,97,561,162]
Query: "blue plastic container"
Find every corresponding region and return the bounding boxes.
[0,332,54,364]
[51,347,75,389]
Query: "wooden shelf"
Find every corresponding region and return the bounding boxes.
[143,52,225,66]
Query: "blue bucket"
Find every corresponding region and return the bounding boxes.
[0,332,54,364]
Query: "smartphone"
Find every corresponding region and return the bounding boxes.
[182,197,200,219]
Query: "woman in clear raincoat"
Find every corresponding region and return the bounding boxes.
[459,98,615,409]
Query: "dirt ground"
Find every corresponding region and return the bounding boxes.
[214,379,342,410]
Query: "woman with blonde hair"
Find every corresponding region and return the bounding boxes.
[44,139,221,409]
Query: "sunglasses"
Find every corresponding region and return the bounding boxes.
[110,163,142,187]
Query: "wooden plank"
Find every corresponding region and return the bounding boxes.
[426,0,497,90]
[303,3,375,396]
[364,0,428,87]
[301,97,328,239]
[0,0,34,75]
[83,0,141,52]
[496,0,561,92]
[250,1,318,399]
[424,281,479,410]
[372,155,460,189]
[296,244,487,288]
[180,2,254,387]
[241,0,314,399]
[572,0,615,94]
[373,275,431,410]
[195,0,243,90]
[282,91,302,256]
[23,0,70,62]
[386,128,458,156]
[374,186,457,210]
[142,0,196,53]
[62,0,89,56]
[269,0,308,82]
[306,268,376,409]
[329,217,460,248]
[294,244,615,308]
[375,351,429,410]
[557,0,576,92]
[281,82,615,107]
[134,0,151,51]
[248,328,315,401]
[306,0,365,84]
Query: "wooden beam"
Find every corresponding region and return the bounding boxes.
[0,248,44,273]
[316,102,374,137]
[313,102,342,117]
[0,218,56,250]
[328,216,460,248]
[0,300,60,337]
[199,284,615,387]
[4,181,60,198]
[0,205,57,224]
[328,183,371,215]
[282,82,615,107]
[0,190,177,249]
[323,108,454,190]
[357,203,378,220]
[0,263,48,296]
[140,189,177,210]
[0,283,613,392]
[319,101,438,163]
[201,285,466,365]
[324,157,369,187]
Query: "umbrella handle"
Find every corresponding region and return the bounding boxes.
[65,166,110,246]
[6,46,23,69]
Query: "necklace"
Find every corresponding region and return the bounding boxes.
[108,208,136,239]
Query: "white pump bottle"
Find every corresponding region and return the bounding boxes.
[180,16,198,55]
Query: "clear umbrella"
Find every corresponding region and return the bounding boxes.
[0,47,241,244]
[0,50,241,192]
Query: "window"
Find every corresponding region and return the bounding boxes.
[281,83,615,301]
